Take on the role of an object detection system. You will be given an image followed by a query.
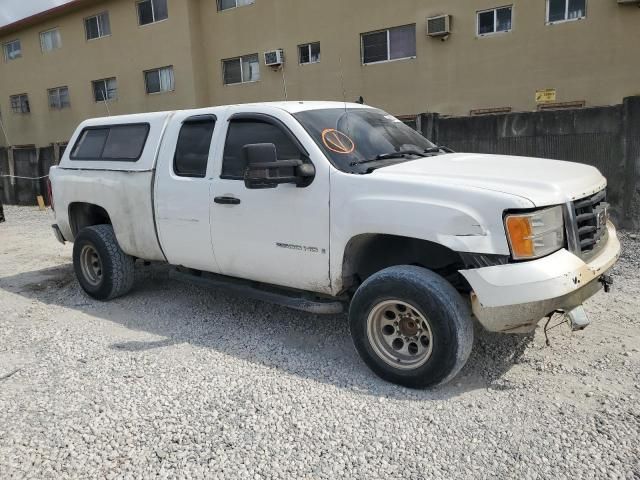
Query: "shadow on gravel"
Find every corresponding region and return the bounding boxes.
[0,263,533,400]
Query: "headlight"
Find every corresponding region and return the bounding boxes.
[505,206,565,260]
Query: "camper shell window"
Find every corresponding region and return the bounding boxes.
[70,123,150,161]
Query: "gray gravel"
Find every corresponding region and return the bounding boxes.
[0,205,639,479]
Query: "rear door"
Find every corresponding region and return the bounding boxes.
[209,106,332,293]
[155,109,224,272]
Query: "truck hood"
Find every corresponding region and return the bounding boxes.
[373,153,606,206]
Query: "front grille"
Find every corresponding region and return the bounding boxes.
[571,189,608,257]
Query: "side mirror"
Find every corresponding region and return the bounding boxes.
[243,143,315,190]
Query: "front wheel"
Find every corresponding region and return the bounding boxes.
[349,266,473,389]
[73,224,135,301]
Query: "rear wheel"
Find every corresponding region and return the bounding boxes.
[73,225,135,300]
[349,265,473,388]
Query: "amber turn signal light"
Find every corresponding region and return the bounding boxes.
[505,215,534,258]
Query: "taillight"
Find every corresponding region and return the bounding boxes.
[47,178,54,211]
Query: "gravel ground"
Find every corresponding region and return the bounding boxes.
[0,205,639,480]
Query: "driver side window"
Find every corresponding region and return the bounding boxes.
[221,119,301,180]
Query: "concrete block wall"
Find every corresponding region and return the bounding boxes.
[422,96,640,228]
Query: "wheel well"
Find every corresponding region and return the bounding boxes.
[68,203,112,239]
[341,234,470,294]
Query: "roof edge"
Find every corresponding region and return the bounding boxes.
[0,0,103,37]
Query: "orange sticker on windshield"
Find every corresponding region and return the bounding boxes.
[322,129,355,154]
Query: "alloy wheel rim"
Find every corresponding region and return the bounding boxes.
[367,300,434,370]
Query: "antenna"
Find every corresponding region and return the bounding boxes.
[0,112,11,147]
[338,56,347,111]
[101,89,111,116]
[338,56,352,137]
[280,64,288,101]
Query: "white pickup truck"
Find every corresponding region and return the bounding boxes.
[49,101,620,388]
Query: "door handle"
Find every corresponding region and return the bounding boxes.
[214,196,241,205]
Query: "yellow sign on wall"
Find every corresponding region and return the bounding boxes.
[536,89,557,104]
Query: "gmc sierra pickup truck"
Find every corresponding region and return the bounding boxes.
[49,101,620,388]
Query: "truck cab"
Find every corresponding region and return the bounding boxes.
[49,101,620,388]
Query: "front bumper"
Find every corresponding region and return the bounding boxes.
[460,222,621,333]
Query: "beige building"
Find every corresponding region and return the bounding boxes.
[1,0,639,149]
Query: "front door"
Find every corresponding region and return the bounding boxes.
[210,107,331,293]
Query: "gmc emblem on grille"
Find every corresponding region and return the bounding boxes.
[595,205,608,229]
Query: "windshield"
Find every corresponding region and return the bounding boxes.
[293,108,438,174]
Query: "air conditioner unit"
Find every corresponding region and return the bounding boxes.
[427,15,451,37]
[264,49,284,67]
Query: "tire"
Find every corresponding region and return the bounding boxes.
[349,265,473,389]
[73,224,135,301]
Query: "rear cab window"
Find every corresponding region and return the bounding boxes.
[70,123,150,161]
[173,115,216,178]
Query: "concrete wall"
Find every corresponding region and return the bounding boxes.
[1,0,640,149]
[422,96,640,227]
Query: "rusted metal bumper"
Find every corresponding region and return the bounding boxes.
[460,222,621,333]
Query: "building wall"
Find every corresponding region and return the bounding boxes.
[1,0,639,149]
[0,0,202,147]
[198,0,640,116]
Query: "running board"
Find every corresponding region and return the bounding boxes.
[169,268,345,315]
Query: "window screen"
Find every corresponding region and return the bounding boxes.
[71,124,149,161]
[478,11,495,35]
[362,31,388,64]
[10,94,30,114]
[137,0,168,25]
[548,0,566,22]
[496,7,512,31]
[218,0,254,11]
[222,120,300,179]
[299,42,320,64]
[92,77,117,102]
[568,0,586,19]
[174,117,216,178]
[548,0,585,22]
[389,25,416,60]
[85,12,111,40]
[40,29,61,52]
[222,54,260,85]
[145,66,174,94]
[3,40,21,61]
[362,25,415,64]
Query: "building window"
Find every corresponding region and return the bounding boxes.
[547,0,586,23]
[299,42,320,65]
[223,54,260,85]
[10,94,30,114]
[92,77,118,102]
[217,0,255,11]
[48,87,70,110]
[477,6,512,35]
[85,12,111,40]
[137,0,168,25]
[174,116,216,178]
[361,25,416,65]
[40,28,62,53]
[3,40,21,61]
[145,66,175,94]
